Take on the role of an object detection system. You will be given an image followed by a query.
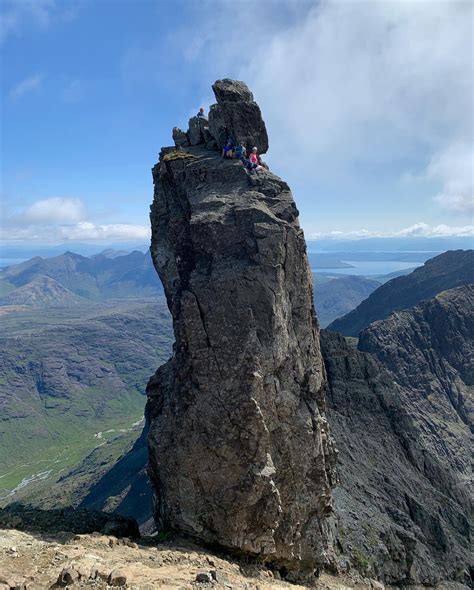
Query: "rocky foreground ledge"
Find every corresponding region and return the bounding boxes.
[0,525,381,589]
[147,80,337,583]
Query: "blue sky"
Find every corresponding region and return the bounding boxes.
[1,0,473,245]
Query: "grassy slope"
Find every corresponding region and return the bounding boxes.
[0,299,173,501]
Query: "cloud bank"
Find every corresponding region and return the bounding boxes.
[2,197,150,243]
[21,197,87,224]
[309,223,474,240]
[2,197,471,244]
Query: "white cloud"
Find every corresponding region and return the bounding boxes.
[1,221,150,243]
[9,74,44,100]
[395,223,473,238]
[427,143,474,215]
[310,223,474,240]
[177,0,472,217]
[63,222,150,241]
[21,197,87,224]
[1,197,150,243]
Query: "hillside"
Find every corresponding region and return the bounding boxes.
[0,300,173,501]
[328,249,474,336]
[0,250,163,300]
[313,275,380,327]
[322,285,472,584]
[359,284,473,428]
[0,275,85,307]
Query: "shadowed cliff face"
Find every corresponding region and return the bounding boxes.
[322,284,473,586]
[147,80,336,581]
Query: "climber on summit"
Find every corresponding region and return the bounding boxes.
[249,147,259,165]
[197,107,206,118]
[241,146,263,172]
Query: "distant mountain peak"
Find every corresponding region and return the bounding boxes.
[0,275,84,307]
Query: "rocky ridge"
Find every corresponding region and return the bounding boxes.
[322,284,473,585]
[329,249,474,336]
[147,79,337,583]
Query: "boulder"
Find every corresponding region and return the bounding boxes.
[209,78,269,153]
[207,104,228,150]
[187,116,207,146]
[195,572,213,583]
[172,127,188,147]
[108,568,128,587]
[58,567,79,585]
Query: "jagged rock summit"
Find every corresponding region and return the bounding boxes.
[147,79,336,582]
[172,78,269,153]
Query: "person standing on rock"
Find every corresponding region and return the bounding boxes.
[197,107,206,118]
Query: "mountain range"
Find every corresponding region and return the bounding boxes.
[25,250,470,584]
[0,250,163,301]
[0,243,472,584]
[0,250,385,327]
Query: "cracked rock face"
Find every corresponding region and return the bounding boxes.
[147,80,336,581]
[208,79,269,152]
[322,284,473,585]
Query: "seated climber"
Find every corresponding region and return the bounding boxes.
[197,107,206,118]
[222,140,234,159]
[241,157,256,171]
[247,147,264,172]
[249,147,259,166]
[234,143,246,159]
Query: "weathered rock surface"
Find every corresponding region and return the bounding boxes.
[147,80,336,581]
[329,249,474,336]
[360,284,474,432]
[322,285,473,585]
[187,116,208,146]
[172,126,188,147]
[208,79,269,152]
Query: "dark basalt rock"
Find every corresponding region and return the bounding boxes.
[187,116,207,146]
[172,127,188,148]
[147,81,336,582]
[322,284,473,585]
[208,79,269,152]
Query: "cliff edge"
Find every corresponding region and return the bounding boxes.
[147,79,336,582]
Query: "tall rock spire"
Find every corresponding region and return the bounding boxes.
[147,79,336,582]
